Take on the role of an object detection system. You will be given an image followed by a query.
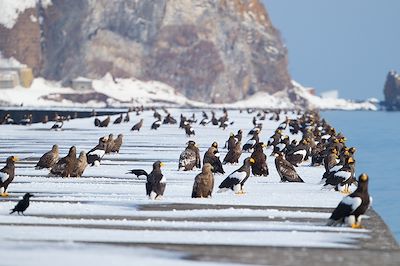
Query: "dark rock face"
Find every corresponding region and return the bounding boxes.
[0,0,292,103]
[383,71,400,110]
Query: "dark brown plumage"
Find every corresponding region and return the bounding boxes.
[35,145,59,170]
[99,116,110,127]
[324,148,338,173]
[128,161,166,200]
[223,141,242,164]
[224,133,236,150]
[0,156,18,197]
[50,146,77,178]
[113,114,123,124]
[192,163,214,198]
[123,113,130,122]
[111,134,123,153]
[71,151,88,177]
[105,134,115,154]
[131,119,143,131]
[203,146,224,174]
[275,153,304,182]
[251,142,269,177]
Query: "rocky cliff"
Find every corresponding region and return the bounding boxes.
[383,71,400,110]
[0,0,292,103]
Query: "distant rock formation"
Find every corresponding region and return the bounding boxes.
[0,0,292,103]
[383,70,400,110]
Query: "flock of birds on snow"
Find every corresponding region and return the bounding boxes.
[1,107,371,229]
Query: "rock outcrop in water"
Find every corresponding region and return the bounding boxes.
[383,70,400,110]
[0,0,292,103]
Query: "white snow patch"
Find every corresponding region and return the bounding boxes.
[0,73,378,111]
[291,81,377,111]
[0,51,27,68]
[0,0,52,29]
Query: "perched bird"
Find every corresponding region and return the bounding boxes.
[10,193,34,215]
[42,115,49,124]
[324,157,356,193]
[224,132,236,150]
[218,157,255,194]
[285,139,309,166]
[219,117,231,130]
[248,124,262,136]
[113,114,123,124]
[277,117,289,130]
[71,151,88,177]
[128,161,166,200]
[111,134,123,153]
[184,124,195,137]
[35,145,59,170]
[192,163,214,198]
[153,110,162,121]
[251,142,269,177]
[123,112,130,122]
[272,136,289,155]
[211,111,218,125]
[131,119,143,131]
[223,140,242,164]
[151,119,161,130]
[163,113,177,124]
[242,130,259,152]
[179,114,187,128]
[199,114,210,126]
[50,121,64,130]
[99,116,110,127]
[87,137,107,166]
[274,153,304,182]
[235,130,243,142]
[19,114,32,125]
[267,130,282,148]
[105,134,115,154]
[0,156,18,197]
[50,146,77,178]
[324,147,339,173]
[94,118,101,127]
[178,141,201,171]
[327,173,371,228]
[203,145,224,174]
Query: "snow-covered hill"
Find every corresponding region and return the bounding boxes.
[0,75,377,110]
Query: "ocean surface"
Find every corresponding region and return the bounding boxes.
[322,111,399,242]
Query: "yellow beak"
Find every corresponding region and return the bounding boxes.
[160,162,165,167]
[250,158,255,163]
[360,173,368,181]
[12,156,19,162]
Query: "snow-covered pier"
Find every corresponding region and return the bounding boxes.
[0,108,398,265]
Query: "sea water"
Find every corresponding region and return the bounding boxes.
[322,110,399,242]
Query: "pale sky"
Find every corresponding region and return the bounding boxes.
[263,0,400,100]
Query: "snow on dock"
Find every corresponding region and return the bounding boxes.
[0,108,397,265]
